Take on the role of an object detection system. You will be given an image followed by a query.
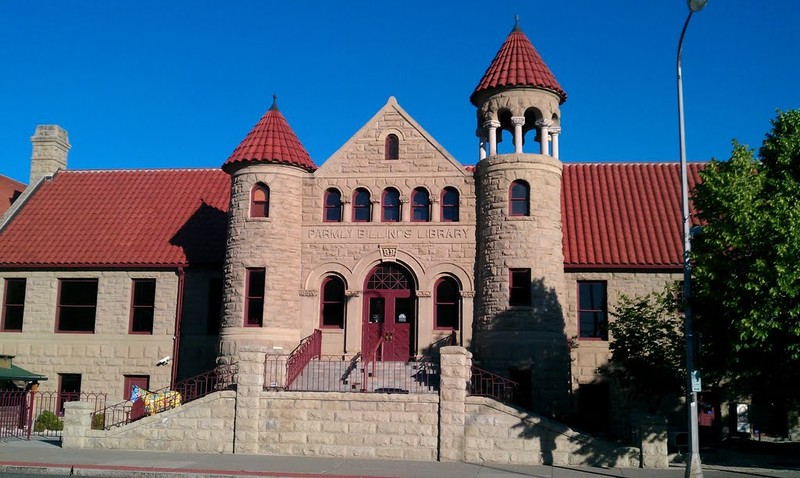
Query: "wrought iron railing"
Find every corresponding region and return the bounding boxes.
[286,329,322,389]
[1,390,107,440]
[91,363,237,430]
[264,354,440,394]
[469,366,517,404]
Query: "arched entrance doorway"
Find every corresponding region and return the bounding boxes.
[362,263,416,361]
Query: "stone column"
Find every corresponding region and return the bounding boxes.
[342,198,352,222]
[371,199,380,223]
[401,196,411,222]
[483,120,500,157]
[62,401,94,449]
[476,128,488,161]
[635,414,669,468]
[536,119,551,155]
[438,346,472,462]
[511,116,525,154]
[550,127,561,159]
[431,196,440,222]
[234,345,267,454]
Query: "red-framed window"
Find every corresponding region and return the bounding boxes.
[578,281,608,340]
[206,278,223,335]
[411,187,430,222]
[352,188,371,222]
[1,278,26,331]
[320,276,345,329]
[56,279,98,333]
[509,269,531,306]
[441,187,460,222]
[385,134,399,160]
[250,183,269,218]
[245,268,265,327]
[434,277,460,330]
[130,279,156,334]
[382,188,401,222]
[323,188,343,222]
[509,180,530,216]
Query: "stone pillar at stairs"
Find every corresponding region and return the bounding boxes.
[438,346,472,461]
[234,345,268,454]
[62,401,94,449]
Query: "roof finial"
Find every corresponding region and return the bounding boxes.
[269,94,279,111]
[512,15,522,33]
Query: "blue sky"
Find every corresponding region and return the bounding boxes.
[1,1,798,184]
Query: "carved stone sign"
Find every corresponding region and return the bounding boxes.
[305,226,472,242]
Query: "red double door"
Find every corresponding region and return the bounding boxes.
[362,264,415,361]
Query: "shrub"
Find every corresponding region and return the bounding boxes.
[33,410,63,432]
[91,412,105,430]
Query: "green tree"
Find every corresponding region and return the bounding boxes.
[691,109,800,435]
[606,285,685,414]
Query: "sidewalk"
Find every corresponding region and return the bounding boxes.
[0,437,797,478]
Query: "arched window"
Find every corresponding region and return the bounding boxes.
[320,276,346,329]
[385,134,399,160]
[434,277,460,330]
[352,188,371,222]
[382,188,401,222]
[411,187,430,222]
[441,187,460,222]
[323,188,342,222]
[509,180,530,216]
[250,183,269,218]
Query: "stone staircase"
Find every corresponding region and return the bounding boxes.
[288,359,439,394]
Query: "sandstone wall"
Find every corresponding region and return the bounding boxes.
[464,396,639,467]
[64,391,235,453]
[0,270,180,401]
[258,391,439,460]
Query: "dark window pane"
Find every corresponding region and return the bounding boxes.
[58,307,96,332]
[60,280,98,306]
[324,189,342,222]
[5,279,26,304]
[385,134,399,160]
[132,308,154,333]
[246,269,266,327]
[578,282,607,339]
[383,189,400,222]
[4,308,23,331]
[249,270,265,298]
[247,300,263,326]
[353,190,371,222]
[509,269,531,306]
[133,280,156,306]
[436,304,458,329]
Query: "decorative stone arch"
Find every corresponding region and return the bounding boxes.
[303,262,355,292]
[352,249,425,291]
[377,128,407,142]
[419,262,474,294]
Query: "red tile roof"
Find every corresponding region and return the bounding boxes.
[562,163,703,269]
[223,97,316,173]
[0,174,25,216]
[471,21,567,105]
[0,169,230,268]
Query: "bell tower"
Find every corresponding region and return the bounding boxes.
[472,18,570,417]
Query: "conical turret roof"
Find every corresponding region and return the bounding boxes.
[222,96,316,173]
[470,19,566,105]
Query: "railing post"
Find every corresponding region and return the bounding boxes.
[438,346,472,462]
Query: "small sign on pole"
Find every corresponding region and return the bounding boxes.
[691,370,702,392]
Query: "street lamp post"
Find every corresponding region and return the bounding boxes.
[677,1,707,477]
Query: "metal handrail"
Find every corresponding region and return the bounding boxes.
[286,329,322,388]
[469,366,518,404]
[91,363,238,430]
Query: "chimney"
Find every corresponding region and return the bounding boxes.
[30,125,70,184]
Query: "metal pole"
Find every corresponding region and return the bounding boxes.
[677,10,703,478]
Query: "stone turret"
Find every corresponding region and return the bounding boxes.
[30,125,70,184]
[218,96,316,364]
[472,19,570,417]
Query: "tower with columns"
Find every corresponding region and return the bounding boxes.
[471,19,571,416]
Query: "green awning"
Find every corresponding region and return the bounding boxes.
[0,363,47,382]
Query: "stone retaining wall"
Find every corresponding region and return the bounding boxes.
[464,396,640,467]
[63,390,235,453]
[62,346,666,468]
[258,391,439,460]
